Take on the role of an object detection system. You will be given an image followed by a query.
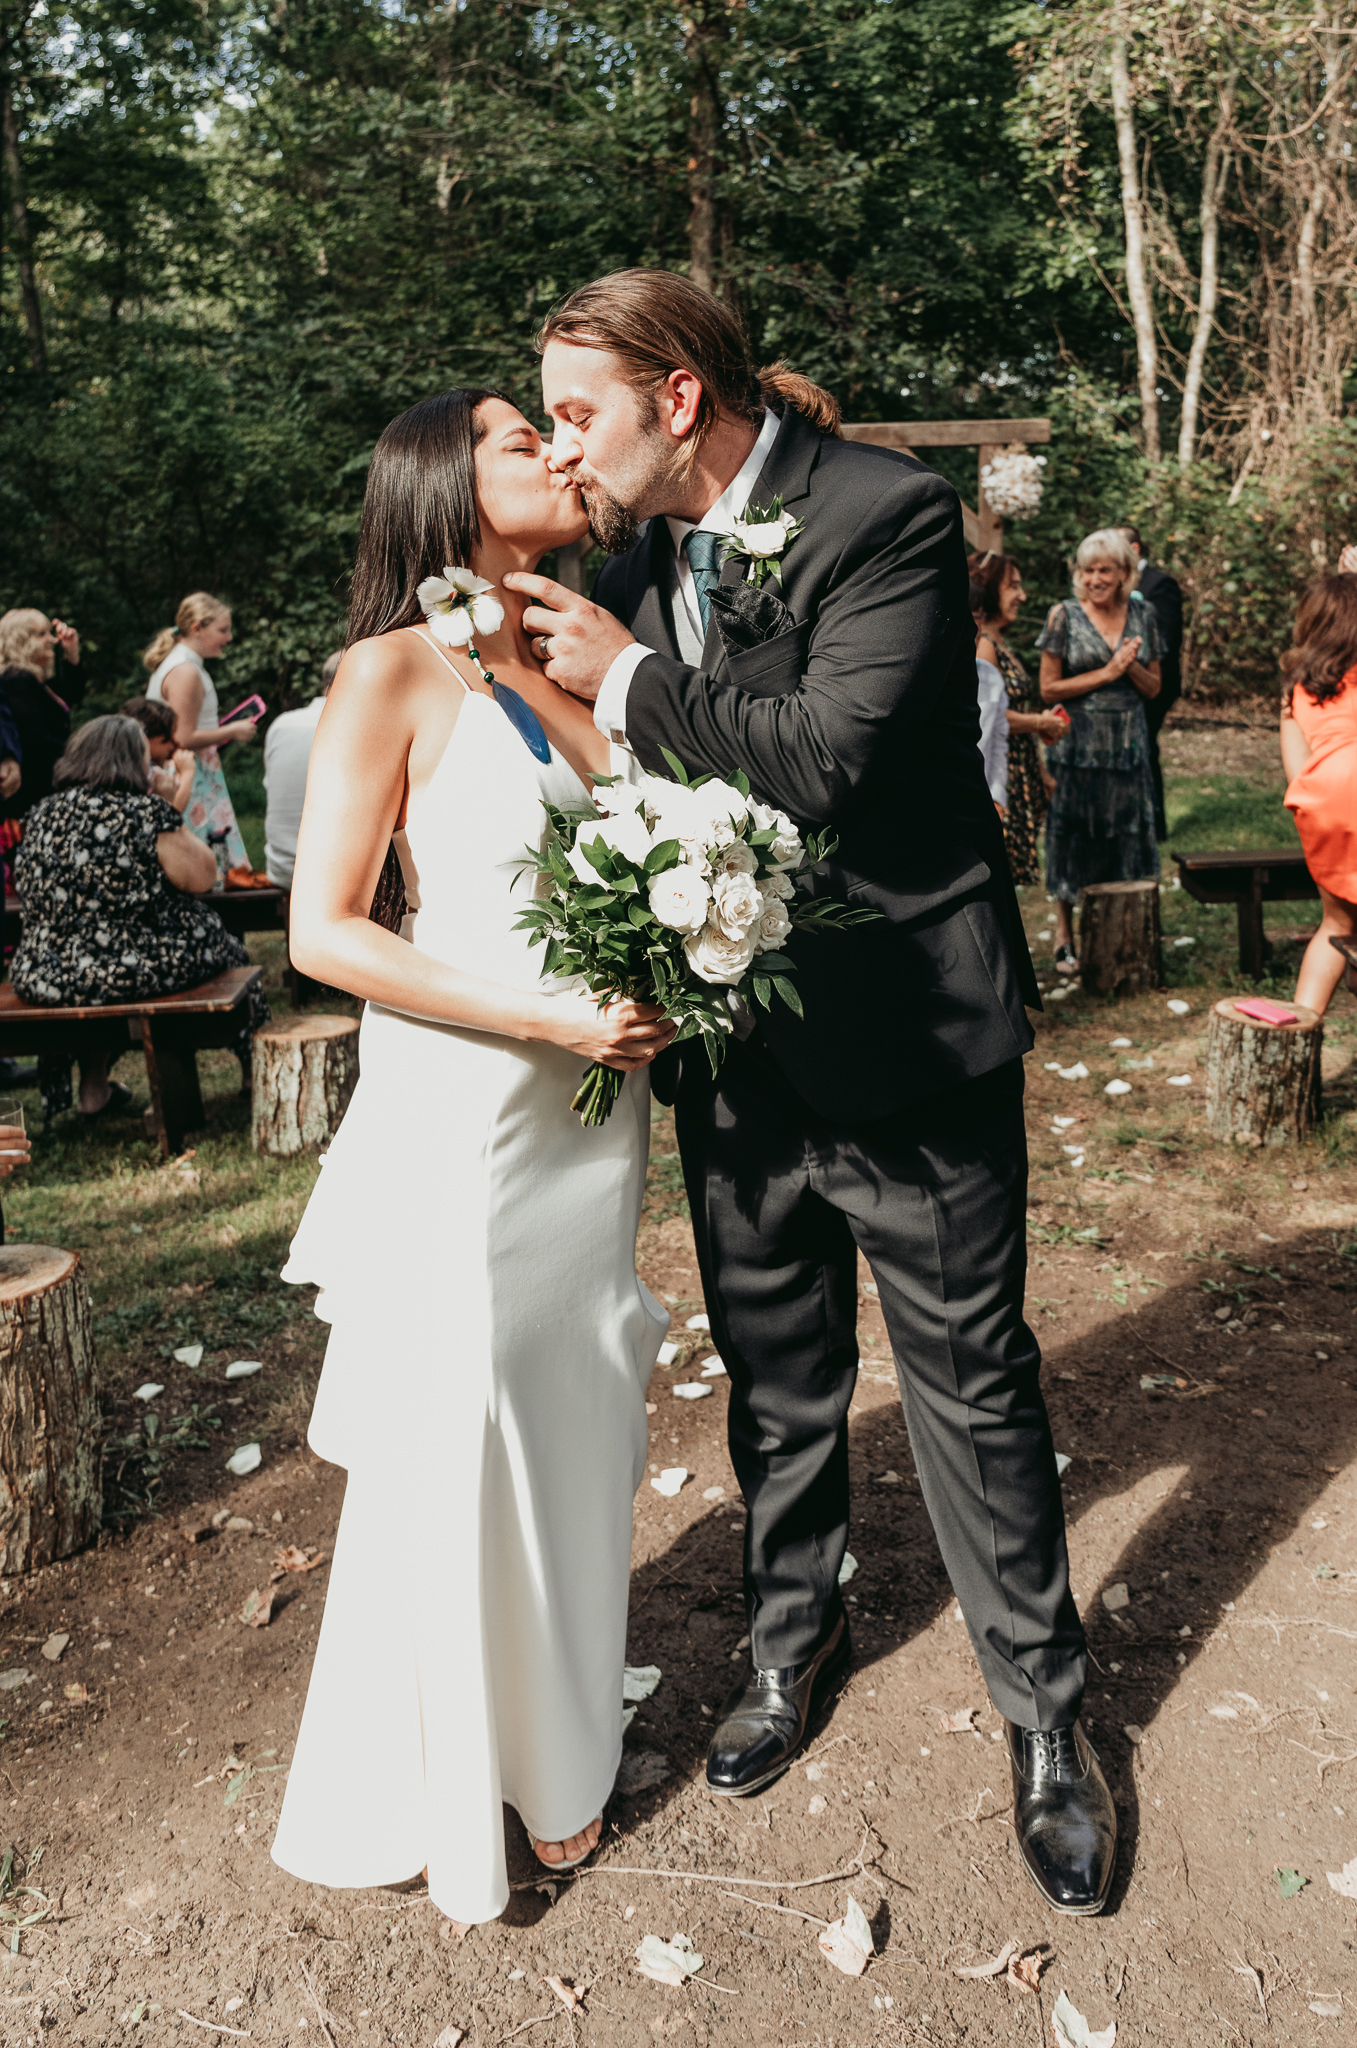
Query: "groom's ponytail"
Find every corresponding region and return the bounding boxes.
[757,363,842,438]
[539,271,843,465]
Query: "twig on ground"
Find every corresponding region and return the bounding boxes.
[567,1824,871,1894]
[176,2016,251,2039]
[499,2015,553,2041]
[298,1959,341,2045]
[718,1890,827,1927]
[1231,1952,1267,2018]
[932,1787,1006,1837]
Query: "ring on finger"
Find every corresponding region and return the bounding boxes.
[537,636,553,661]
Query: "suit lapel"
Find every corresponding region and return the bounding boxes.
[627,519,682,659]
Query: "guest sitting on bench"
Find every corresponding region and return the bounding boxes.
[11,715,269,1122]
[122,696,196,813]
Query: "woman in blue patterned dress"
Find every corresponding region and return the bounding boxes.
[1039,529,1163,975]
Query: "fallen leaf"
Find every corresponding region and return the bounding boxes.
[239,1586,276,1628]
[432,2028,465,2048]
[939,1708,979,1734]
[817,1895,874,1978]
[1276,1866,1309,1898]
[40,1633,69,1663]
[622,1664,662,1702]
[1051,1988,1116,2048]
[1310,1994,1343,2018]
[954,1940,1019,1979]
[1007,1950,1046,1995]
[270,1545,327,1580]
[635,1931,703,1986]
[1326,1856,1357,1899]
[226,1443,262,1477]
[544,1976,582,2012]
[224,1764,255,1806]
[63,1683,89,1704]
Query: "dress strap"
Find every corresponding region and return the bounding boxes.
[406,626,472,694]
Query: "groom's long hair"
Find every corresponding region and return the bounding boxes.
[348,387,509,645]
[537,270,841,471]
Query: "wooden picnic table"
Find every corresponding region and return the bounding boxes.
[1172,848,1317,979]
[0,967,264,1157]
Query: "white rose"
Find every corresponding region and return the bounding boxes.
[693,777,750,828]
[732,519,789,559]
[753,899,792,952]
[759,869,795,902]
[595,776,646,819]
[716,843,758,878]
[567,806,652,881]
[685,919,758,986]
[648,864,711,934]
[711,870,763,940]
[749,800,804,868]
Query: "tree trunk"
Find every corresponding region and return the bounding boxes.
[684,5,720,293]
[1077,879,1163,996]
[1,76,47,373]
[1178,90,1232,467]
[252,1015,360,1156]
[1109,17,1159,462]
[0,1245,101,1573]
[1206,997,1322,1147]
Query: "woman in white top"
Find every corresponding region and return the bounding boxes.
[142,593,258,868]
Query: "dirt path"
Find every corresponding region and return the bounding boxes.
[5,971,1357,2043]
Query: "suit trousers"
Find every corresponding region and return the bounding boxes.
[675,1041,1086,1731]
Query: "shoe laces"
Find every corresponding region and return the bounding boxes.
[1026,1726,1081,1782]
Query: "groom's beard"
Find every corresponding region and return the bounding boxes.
[581,480,642,557]
[578,399,687,555]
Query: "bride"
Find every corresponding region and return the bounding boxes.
[271,389,674,1925]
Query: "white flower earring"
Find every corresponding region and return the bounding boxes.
[416,565,505,646]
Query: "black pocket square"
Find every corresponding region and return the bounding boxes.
[709,580,796,656]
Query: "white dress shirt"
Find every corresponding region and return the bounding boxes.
[592,407,783,742]
[976,658,1010,809]
[264,694,326,888]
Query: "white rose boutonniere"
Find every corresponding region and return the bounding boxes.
[719,495,805,589]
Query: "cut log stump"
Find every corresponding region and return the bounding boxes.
[1205,997,1322,1147]
[1078,878,1164,997]
[0,1245,101,1573]
[252,1014,360,1157]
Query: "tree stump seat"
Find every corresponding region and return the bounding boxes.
[252,1014,360,1156]
[0,1245,101,1574]
[1205,996,1322,1147]
[1077,878,1164,997]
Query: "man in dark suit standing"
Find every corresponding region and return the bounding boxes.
[504,270,1117,1916]
[1120,525,1184,840]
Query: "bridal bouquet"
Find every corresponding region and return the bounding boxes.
[515,752,875,1125]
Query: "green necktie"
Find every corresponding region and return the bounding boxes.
[682,528,722,636]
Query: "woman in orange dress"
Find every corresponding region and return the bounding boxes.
[1281,574,1357,1016]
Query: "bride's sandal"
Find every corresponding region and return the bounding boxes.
[1054,944,1079,978]
[529,1814,605,1873]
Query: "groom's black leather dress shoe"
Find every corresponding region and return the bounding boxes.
[1005,1719,1117,1915]
[706,1611,851,1797]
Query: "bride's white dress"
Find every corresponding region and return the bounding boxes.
[270,645,667,1924]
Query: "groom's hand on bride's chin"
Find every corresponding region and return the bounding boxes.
[502,572,636,703]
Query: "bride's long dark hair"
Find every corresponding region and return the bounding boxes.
[347,387,509,644]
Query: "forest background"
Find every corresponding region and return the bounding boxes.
[3,0,1356,718]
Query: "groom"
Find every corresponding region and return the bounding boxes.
[504,269,1117,1915]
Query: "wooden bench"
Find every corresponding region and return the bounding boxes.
[1173,849,1317,980]
[0,967,263,1158]
[5,885,286,947]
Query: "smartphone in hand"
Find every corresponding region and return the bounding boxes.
[221,693,266,725]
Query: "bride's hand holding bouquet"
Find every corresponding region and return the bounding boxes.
[516,752,878,1125]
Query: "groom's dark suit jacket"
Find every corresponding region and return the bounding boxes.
[592,404,1039,1124]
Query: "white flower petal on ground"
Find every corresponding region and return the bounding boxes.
[698,1356,727,1378]
[133,1383,164,1403]
[650,1467,688,1497]
[1055,1453,1072,1476]
[657,1340,680,1367]
[173,1344,203,1367]
[1061,1144,1083,1157]
[1173,935,1195,947]
[649,865,712,935]
[1052,1989,1116,2048]
[838,1552,858,1585]
[622,1664,662,1702]
[225,1360,262,1379]
[1109,1037,1132,1048]
[672,1382,713,1401]
[685,1313,710,1331]
[818,1895,875,1977]
[1167,999,1191,1015]
[1105,1079,1132,1096]
[1166,1074,1193,1087]
[226,1443,261,1477]
[1056,1062,1090,1080]
[634,1932,704,1987]
[1052,1116,1077,1129]
[1327,1855,1357,1899]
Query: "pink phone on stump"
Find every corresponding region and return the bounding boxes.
[1233,998,1298,1025]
